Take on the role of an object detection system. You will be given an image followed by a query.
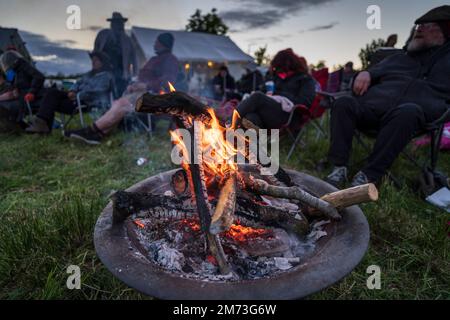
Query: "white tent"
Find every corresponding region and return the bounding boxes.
[131,27,253,77]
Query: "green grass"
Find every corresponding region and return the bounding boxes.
[0,121,449,300]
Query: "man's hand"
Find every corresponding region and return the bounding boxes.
[353,71,371,96]
[67,91,77,100]
[24,93,35,103]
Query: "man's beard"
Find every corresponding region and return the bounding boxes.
[407,37,444,52]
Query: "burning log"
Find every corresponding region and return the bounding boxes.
[170,169,190,197]
[111,191,190,224]
[242,175,342,220]
[135,91,211,126]
[319,183,379,209]
[210,175,237,235]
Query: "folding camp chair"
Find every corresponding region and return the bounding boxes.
[59,90,114,130]
[281,68,330,160]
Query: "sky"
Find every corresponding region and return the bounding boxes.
[0,0,448,75]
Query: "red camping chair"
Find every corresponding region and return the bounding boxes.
[281,68,330,160]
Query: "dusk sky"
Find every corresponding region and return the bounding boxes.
[1,0,448,74]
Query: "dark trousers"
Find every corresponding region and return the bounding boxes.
[328,96,425,182]
[37,88,77,127]
[236,92,290,129]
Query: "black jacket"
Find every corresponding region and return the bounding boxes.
[273,72,316,107]
[361,42,450,122]
[12,58,45,97]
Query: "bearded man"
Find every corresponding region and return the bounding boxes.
[325,5,450,188]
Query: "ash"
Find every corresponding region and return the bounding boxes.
[131,214,330,282]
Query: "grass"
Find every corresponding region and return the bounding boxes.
[0,119,449,300]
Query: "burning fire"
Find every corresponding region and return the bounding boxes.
[168,82,244,180]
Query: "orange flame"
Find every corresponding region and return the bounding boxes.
[168,82,176,92]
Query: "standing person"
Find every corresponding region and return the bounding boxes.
[235,48,316,129]
[65,33,180,145]
[94,12,137,96]
[325,5,450,188]
[26,51,114,133]
[212,65,236,101]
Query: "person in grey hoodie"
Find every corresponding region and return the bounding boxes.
[26,51,114,133]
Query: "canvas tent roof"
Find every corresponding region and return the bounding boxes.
[131,27,253,63]
[0,27,32,62]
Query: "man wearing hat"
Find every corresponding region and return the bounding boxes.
[326,5,450,188]
[26,51,114,133]
[65,33,180,144]
[94,12,137,96]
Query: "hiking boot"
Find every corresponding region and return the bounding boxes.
[325,166,348,189]
[350,171,370,187]
[25,117,50,134]
[65,126,102,145]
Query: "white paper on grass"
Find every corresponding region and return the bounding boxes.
[426,187,450,213]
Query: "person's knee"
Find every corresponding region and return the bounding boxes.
[389,103,424,123]
[331,96,358,115]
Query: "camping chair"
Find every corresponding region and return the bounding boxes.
[59,90,114,130]
[282,68,330,160]
[322,91,450,194]
[58,77,116,130]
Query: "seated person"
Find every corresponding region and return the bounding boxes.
[0,70,21,132]
[237,62,264,95]
[65,33,179,144]
[0,50,45,121]
[236,48,316,129]
[212,65,237,101]
[327,61,356,93]
[325,5,450,188]
[26,51,113,133]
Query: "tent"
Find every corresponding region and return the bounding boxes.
[130,27,254,78]
[0,27,32,62]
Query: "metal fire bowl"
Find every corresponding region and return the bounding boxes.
[94,169,370,300]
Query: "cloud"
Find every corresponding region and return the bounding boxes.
[246,34,293,44]
[19,30,91,76]
[221,0,339,29]
[84,25,103,32]
[299,21,340,33]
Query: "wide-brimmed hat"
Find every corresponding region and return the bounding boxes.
[107,12,128,22]
[415,5,450,24]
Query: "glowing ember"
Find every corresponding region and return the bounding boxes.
[181,219,201,232]
[225,224,272,243]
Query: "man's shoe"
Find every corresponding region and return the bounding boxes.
[25,117,50,134]
[325,166,348,188]
[65,126,102,145]
[350,171,370,187]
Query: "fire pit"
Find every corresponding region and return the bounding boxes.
[94,168,370,300]
[94,91,372,299]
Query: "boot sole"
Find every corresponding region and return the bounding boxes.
[69,133,101,145]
